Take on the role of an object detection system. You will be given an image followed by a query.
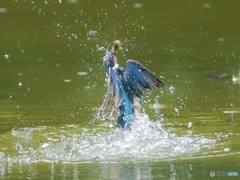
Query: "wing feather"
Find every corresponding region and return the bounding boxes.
[100,67,119,110]
[124,60,164,98]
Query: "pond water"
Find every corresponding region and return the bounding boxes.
[1,0,240,179]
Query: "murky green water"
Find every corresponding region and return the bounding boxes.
[1,0,240,179]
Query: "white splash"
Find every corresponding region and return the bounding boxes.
[37,114,215,162]
[1,109,217,164]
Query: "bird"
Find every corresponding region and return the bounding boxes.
[100,40,164,130]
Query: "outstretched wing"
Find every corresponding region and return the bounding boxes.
[124,60,164,98]
[100,68,120,110]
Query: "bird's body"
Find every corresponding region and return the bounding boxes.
[101,41,164,130]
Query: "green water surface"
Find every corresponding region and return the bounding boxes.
[1,0,240,179]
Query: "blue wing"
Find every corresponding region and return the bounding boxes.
[124,60,164,98]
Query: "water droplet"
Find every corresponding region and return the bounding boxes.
[202,3,211,9]
[77,72,88,76]
[0,8,7,13]
[72,33,78,39]
[218,37,224,42]
[224,147,230,152]
[60,134,66,141]
[63,79,71,83]
[7,155,12,163]
[4,54,10,59]
[169,85,175,94]
[133,3,143,9]
[16,143,23,154]
[87,30,97,36]
[96,45,106,51]
[0,152,4,158]
[174,108,179,115]
[66,0,78,3]
[18,82,23,87]
[28,147,35,155]
[41,143,49,148]
[188,122,192,128]
[187,131,192,136]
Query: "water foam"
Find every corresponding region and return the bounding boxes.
[2,110,216,164]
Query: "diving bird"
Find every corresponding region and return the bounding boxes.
[101,40,164,130]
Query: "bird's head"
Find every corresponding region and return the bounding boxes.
[103,40,121,76]
[113,40,121,54]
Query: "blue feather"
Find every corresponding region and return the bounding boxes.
[102,49,164,130]
[124,60,164,98]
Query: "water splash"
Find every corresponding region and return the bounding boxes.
[2,110,217,164]
[12,127,32,141]
[46,126,212,162]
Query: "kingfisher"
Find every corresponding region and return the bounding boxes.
[101,40,164,130]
